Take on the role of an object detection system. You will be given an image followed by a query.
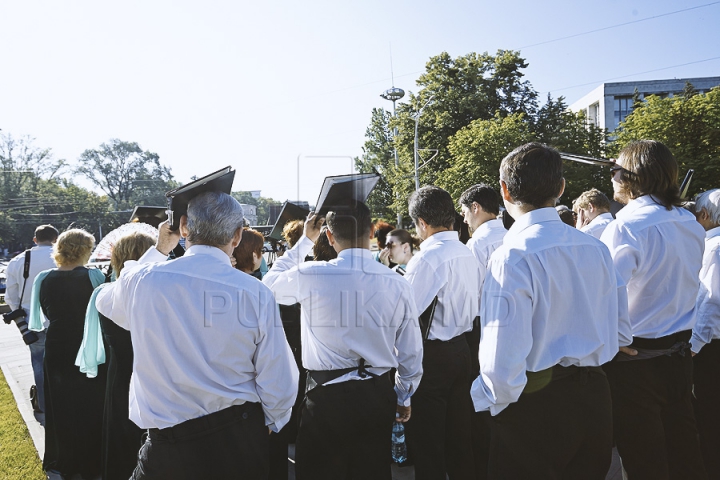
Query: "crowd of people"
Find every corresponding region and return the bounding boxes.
[2,138,718,480]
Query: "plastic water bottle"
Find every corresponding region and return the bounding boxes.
[391,415,407,463]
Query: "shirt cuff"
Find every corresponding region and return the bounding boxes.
[691,332,708,354]
[394,385,412,407]
[138,246,169,264]
[266,408,293,433]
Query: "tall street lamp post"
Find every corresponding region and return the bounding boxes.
[414,95,435,191]
[380,87,405,226]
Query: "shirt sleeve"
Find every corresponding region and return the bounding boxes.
[393,289,423,406]
[252,287,300,432]
[471,256,534,415]
[95,266,139,330]
[692,246,720,353]
[601,222,640,344]
[4,258,21,311]
[262,235,314,305]
[404,255,444,313]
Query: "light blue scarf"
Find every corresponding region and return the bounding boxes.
[27,268,106,377]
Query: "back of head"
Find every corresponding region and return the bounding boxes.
[314,226,338,261]
[325,200,372,246]
[617,140,681,210]
[35,224,59,243]
[572,188,611,213]
[232,228,264,272]
[408,186,455,229]
[186,191,245,247]
[458,184,501,216]
[111,232,156,276]
[500,143,563,208]
[54,229,95,267]
[282,219,305,249]
[695,189,720,225]
[556,205,576,227]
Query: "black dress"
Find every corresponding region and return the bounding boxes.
[40,267,107,478]
[100,314,144,480]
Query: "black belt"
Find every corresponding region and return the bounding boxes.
[524,365,605,394]
[148,403,260,441]
[631,329,692,350]
[306,358,381,393]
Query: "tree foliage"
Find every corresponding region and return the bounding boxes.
[613,86,720,196]
[76,139,176,209]
[355,108,397,221]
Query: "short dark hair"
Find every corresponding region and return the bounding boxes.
[500,143,564,208]
[314,226,338,261]
[616,140,681,210]
[35,224,59,243]
[458,184,501,216]
[408,186,455,229]
[326,200,373,244]
[232,227,264,272]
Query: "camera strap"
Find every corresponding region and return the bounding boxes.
[19,250,31,306]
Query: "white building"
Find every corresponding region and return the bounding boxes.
[240,204,258,226]
[570,76,720,132]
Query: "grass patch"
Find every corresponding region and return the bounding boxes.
[0,369,44,479]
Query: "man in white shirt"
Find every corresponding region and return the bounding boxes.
[263,200,422,480]
[689,188,720,478]
[572,188,614,239]
[403,186,479,480]
[472,143,625,479]
[601,140,706,480]
[96,192,298,480]
[458,184,506,478]
[4,224,59,413]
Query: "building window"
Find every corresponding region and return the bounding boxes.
[614,96,633,129]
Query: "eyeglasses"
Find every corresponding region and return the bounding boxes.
[385,241,396,249]
[610,165,633,178]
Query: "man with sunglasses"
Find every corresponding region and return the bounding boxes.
[601,140,707,480]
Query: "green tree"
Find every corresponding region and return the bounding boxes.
[76,139,175,209]
[355,108,397,221]
[613,86,720,196]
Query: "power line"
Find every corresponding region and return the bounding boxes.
[544,56,720,94]
[518,2,720,49]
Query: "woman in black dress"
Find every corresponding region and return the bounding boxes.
[99,231,155,480]
[38,229,106,478]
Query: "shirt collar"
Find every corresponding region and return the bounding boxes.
[506,207,560,239]
[419,230,459,250]
[706,226,720,240]
[472,218,501,238]
[337,248,373,260]
[616,195,664,220]
[589,212,614,225]
[184,245,232,265]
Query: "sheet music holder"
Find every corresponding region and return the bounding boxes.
[268,201,310,241]
[559,152,615,167]
[165,167,236,230]
[129,206,168,228]
[314,173,380,215]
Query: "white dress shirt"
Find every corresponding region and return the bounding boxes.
[404,230,480,341]
[692,226,720,353]
[580,212,614,239]
[601,195,705,338]
[5,245,56,328]
[471,207,627,415]
[262,236,423,407]
[466,218,507,315]
[96,245,299,431]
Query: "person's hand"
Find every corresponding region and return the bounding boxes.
[379,247,391,266]
[575,209,590,229]
[229,255,237,268]
[155,220,181,256]
[396,405,411,422]
[691,351,697,357]
[619,346,638,356]
[304,213,325,243]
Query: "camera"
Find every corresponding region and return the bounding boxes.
[2,308,38,345]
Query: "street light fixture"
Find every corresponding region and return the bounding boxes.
[414,94,435,191]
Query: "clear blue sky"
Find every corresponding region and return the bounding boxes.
[1,0,718,204]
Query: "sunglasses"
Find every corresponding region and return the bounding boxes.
[610,165,633,177]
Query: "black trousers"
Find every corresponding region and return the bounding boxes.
[131,403,268,480]
[693,339,720,480]
[604,332,707,480]
[406,335,475,480]
[294,374,396,480]
[487,365,612,480]
[465,318,490,480]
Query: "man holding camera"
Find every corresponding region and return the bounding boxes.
[4,224,59,413]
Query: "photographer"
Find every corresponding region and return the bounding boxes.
[4,224,58,413]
